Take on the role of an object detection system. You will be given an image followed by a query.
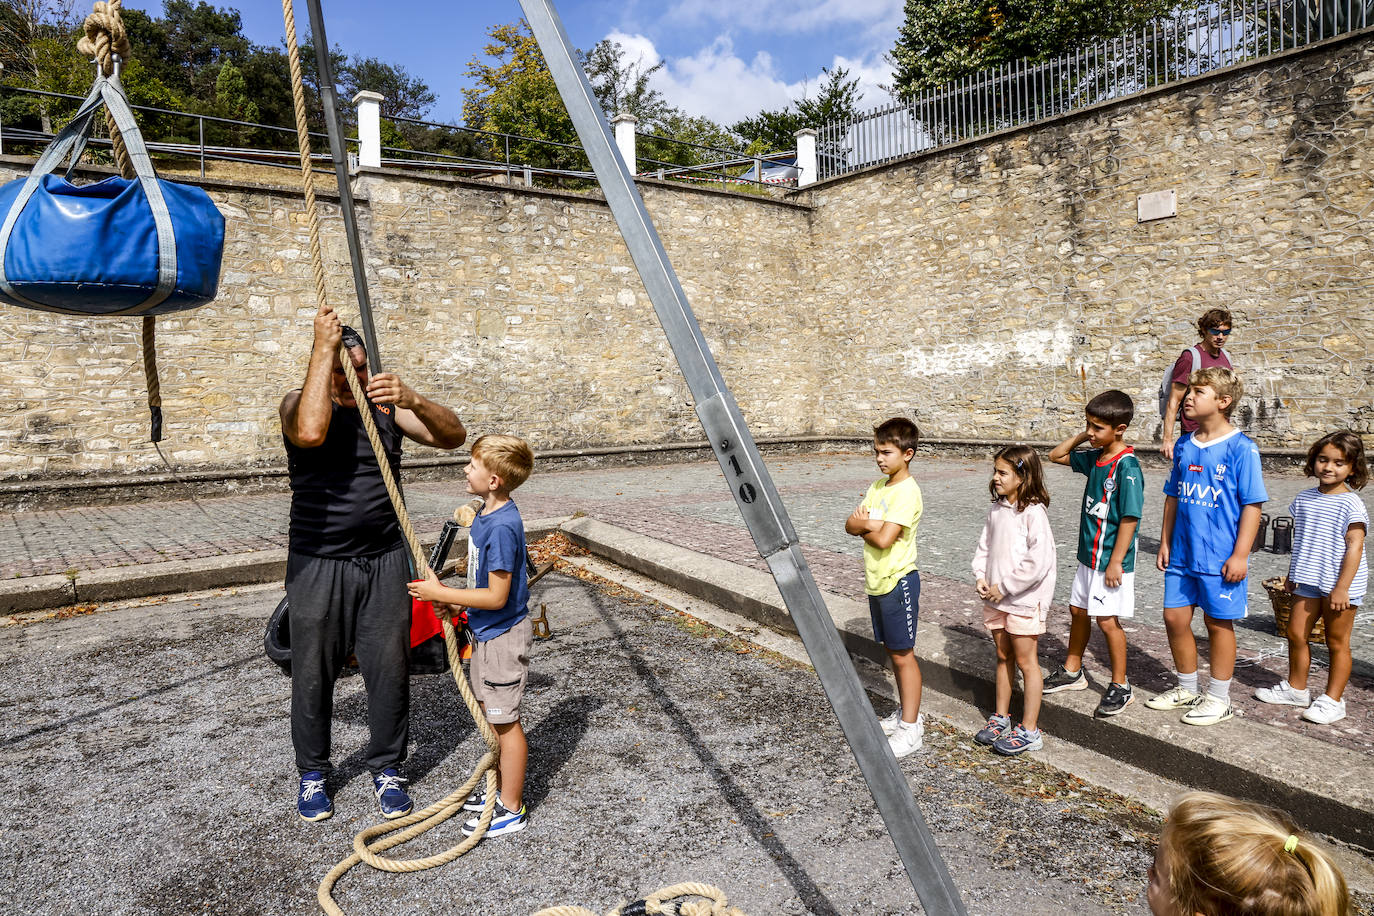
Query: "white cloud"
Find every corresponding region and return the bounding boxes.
[606,31,797,124]
[602,30,896,126]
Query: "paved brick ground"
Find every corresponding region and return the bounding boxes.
[3,451,1370,755]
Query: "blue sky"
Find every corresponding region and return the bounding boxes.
[120,0,900,126]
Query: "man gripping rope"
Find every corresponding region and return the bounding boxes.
[280,303,466,822]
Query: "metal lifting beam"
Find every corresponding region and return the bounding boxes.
[303,0,385,372]
[516,0,967,911]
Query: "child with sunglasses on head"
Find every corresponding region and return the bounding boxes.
[1255,431,1369,725]
[1147,791,1350,916]
[971,445,1057,756]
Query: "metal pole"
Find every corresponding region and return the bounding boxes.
[517,0,967,911]
[198,115,205,179]
[302,0,384,370]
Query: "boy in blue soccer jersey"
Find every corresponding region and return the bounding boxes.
[1146,368,1267,726]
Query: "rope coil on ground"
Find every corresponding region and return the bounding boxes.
[278,2,500,912]
[533,883,749,916]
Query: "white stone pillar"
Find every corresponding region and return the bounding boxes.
[352,90,384,169]
[612,113,638,172]
[795,128,818,187]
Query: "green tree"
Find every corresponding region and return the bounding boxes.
[580,37,672,126]
[342,56,435,122]
[889,0,1172,97]
[731,66,862,152]
[462,20,579,170]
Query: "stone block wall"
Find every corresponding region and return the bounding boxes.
[807,32,1373,446]
[0,32,1368,479]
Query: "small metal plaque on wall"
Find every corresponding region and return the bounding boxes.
[1138,189,1177,223]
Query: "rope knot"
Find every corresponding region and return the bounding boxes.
[76,0,131,75]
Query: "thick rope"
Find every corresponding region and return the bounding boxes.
[77,0,133,176]
[533,883,749,916]
[76,1,161,441]
[278,3,500,912]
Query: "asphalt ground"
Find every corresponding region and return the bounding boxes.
[0,573,1190,916]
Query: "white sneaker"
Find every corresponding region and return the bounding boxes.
[1181,695,1234,726]
[1301,694,1347,725]
[888,720,923,758]
[880,710,923,737]
[1255,680,1310,707]
[1144,685,1201,710]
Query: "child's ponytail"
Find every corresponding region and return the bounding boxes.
[1159,791,1349,916]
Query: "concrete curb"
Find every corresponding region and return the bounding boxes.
[0,518,570,615]
[561,516,1374,852]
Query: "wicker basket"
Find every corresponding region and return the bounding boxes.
[1263,577,1327,645]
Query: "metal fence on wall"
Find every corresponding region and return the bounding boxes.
[818,0,1373,180]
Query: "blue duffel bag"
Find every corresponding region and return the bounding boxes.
[0,66,224,317]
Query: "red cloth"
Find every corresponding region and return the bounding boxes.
[409,596,443,647]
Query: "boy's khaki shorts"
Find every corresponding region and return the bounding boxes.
[470,617,532,724]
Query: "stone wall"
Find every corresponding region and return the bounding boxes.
[0,170,812,476]
[0,32,1369,479]
[807,31,1374,446]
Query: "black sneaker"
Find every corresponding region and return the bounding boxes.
[1095,682,1134,717]
[1042,665,1088,694]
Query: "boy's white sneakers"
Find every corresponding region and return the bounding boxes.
[1181,695,1234,726]
[1301,694,1347,725]
[1254,680,1311,707]
[1144,685,1201,710]
[887,717,924,758]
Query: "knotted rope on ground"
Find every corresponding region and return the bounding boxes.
[534,882,749,916]
[277,2,500,913]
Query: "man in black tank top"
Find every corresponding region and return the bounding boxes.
[280,304,466,823]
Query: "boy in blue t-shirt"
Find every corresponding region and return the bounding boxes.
[410,434,535,837]
[1145,368,1266,726]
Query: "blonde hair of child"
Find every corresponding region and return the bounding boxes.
[1158,791,1349,916]
[1189,367,1243,418]
[471,434,534,491]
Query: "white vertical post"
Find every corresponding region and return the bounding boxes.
[795,127,818,187]
[612,113,638,173]
[352,90,384,169]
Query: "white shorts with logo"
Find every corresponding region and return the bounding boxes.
[1070,562,1135,618]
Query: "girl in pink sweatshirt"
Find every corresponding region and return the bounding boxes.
[972,445,1058,756]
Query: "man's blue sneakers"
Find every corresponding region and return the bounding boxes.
[461,794,527,837]
[297,771,333,822]
[373,768,414,819]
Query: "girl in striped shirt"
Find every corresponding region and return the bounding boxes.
[1255,431,1369,725]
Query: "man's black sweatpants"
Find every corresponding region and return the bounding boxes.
[286,544,410,776]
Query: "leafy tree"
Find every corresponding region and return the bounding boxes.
[580,37,672,126]
[889,0,1173,97]
[462,20,580,170]
[158,0,250,101]
[342,56,435,122]
[731,66,862,152]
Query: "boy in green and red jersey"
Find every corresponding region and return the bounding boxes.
[1046,390,1145,717]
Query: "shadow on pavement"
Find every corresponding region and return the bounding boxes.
[588,590,844,916]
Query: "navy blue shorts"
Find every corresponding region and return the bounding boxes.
[868,570,920,651]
